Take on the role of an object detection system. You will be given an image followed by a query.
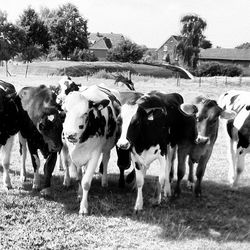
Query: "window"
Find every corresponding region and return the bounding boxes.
[163,45,168,52]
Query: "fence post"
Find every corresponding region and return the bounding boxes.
[199,77,201,87]
[239,75,242,85]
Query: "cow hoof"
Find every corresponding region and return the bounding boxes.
[187,181,194,190]
[101,182,108,188]
[149,197,160,206]
[20,176,26,183]
[79,212,88,216]
[63,179,71,188]
[40,188,52,198]
[133,209,142,215]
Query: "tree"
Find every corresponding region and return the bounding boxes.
[236,42,250,49]
[106,39,147,63]
[200,39,212,49]
[50,3,89,59]
[0,12,26,76]
[18,7,50,76]
[176,14,207,69]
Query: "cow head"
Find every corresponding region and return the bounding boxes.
[19,85,63,152]
[63,92,110,144]
[189,96,236,162]
[56,76,81,105]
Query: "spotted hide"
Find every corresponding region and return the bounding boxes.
[218,90,250,188]
[0,80,20,189]
[116,91,199,211]
[62,85,120,215]
[18,85,63,195]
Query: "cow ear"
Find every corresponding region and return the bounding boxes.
[19,88,31,111]
[194,95,206,104]
[89,99,110,111]
[180,103,198,115]
[220,110,236,120]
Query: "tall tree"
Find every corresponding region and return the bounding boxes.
[236,42,250,49]
[0,11,26,76]
[50,3,89,59]
[176,14,207,69]
[18,7,50,76]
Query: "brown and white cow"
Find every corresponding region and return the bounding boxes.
[17,85,63,195]
[218,90,250,188]
[172,96,236,197]
[62,85,121,215]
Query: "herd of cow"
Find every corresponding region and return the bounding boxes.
[0,76,249,215]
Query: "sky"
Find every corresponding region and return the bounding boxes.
[1,0,250,49]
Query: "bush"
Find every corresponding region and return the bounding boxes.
[196,62,242,77]
[106,39,147,63]
[47,45,63,61]
[69,48,98,62]
[92,69,115,79]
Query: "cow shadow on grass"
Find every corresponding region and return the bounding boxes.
[1,166,249,243]
[52,172,250,243]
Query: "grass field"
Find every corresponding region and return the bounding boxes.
[0,73,250,250]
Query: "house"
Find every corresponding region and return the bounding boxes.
[89,32,125,61]
[156,35,182,64]
[199,48,250,68]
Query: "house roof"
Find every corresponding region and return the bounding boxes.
[199,48,250,61]
[89,32,125,50]
[157,35,182,51]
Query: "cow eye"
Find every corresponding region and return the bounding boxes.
[79,125,84,129]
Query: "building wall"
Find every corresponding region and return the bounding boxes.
[157,37,179,64]
[90,49,108,61]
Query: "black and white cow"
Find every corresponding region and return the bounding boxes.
[218,90,250,188]
[62,85,121,215]
[116,90,198,211]
[172,96,236,197]
[0,80,20,190]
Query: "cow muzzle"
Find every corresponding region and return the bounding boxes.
[66,133,78,144]
[117,140,131,150]
[195,135,210,145]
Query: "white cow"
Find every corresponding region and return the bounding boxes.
[62,85,121,215]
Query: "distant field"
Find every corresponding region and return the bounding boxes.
[0,60,179,78]
[0,74,250,249]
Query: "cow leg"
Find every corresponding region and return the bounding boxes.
[1,136,14,190]
[79,151,101,215]
[187,157,194,190]
[233,150,245,188]
[61,143,71,187]
[227,138,238,185]
[195,149,213,197]
[134,162,145,212]
[168,145,177,183]
[101,151,110,187]
[174,145,189,197]
[40,152,57,196]
[18,133,27,183]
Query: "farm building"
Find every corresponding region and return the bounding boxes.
[199,48,250,68]
[89,32,125,61]
[157,35,250,71]
[156,35,182,64]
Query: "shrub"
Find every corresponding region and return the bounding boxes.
[47,45,63,61]
[196,62,242,77]
[69,48,98,62]
[92,69,115,79]
[106,39,147,63]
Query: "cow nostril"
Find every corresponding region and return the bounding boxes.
[118,141,130,150]
[67,133,77,141]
